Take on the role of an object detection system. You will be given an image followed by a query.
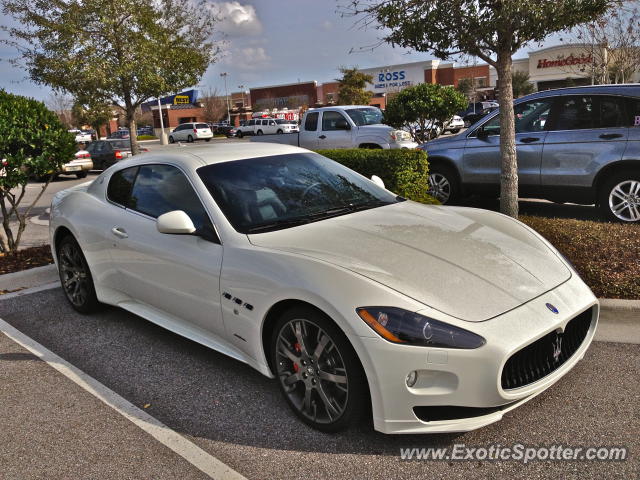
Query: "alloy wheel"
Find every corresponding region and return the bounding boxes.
[608,180,640,222]
[275,319,349,424]
[59,241,90,307]
[429,172,452,204]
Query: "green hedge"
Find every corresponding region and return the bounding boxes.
[316,148,439,205]
[137,134,157,140]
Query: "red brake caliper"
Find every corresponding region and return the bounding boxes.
[293,342,302,372]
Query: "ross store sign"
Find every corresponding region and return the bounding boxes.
[374,70,413,90]
[537,54,593,69]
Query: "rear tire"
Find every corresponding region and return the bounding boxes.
[256,130,263,136]
[277,129,283,134]
[187,135,194,143]
[57,235,100,314]
[428,163,460,205]
[598,170,640,223]
[76,171,88,179]
[450,129,461,134]
[205,138,211,142]
[270,306,369,433]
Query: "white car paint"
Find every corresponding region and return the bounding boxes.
[49,143,598,434]
[169,122,214,143]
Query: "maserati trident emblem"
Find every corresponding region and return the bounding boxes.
[546,303,559,314]
[552,335,563,363]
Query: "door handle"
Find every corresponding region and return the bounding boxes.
[599,133,623,140]
[318,135,326,139]
[111,227,128,239]
[520,137,540,143]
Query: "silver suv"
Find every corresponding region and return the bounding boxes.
[421,85,640,223]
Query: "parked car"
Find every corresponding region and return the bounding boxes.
[50,142,598,434]
[215,125,238,137]
[69,129,92,143]
[60,150,93,178]
[85,139,148,170]
[108,130,130,140]
[137,126,153,136]
[236,118,281,137]
[275,119,300,134]
[251,106,417,149]
[419,85,640,223]
[444,115,464,134]
[168,122,213,143]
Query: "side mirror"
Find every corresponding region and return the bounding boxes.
[156,210,196,235]
[370,175,385,189]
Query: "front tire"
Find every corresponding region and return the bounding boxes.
[598,170,640,223]
[57,235,100,313]
[270,306,368,433]
[277,129,283,134]
[76,171,88,179]
[428,163,460,205]
[256,130,263,136]
[168,136,175,144]
[237,131,243,138]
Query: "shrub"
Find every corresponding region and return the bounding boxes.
[521,216,640,299]
[316,148,439,205]
[137,135,157,140]
[0,90,76,253]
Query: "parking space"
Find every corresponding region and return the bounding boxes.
[1,287,637,479]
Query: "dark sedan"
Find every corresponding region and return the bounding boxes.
[85,139,148,170]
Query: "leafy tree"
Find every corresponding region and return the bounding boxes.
[2,0,218,155]
[345,0,616,218]
[200,87,228,124]
[72,96,113,139]
[512,71,536,97]
[384,83,467,143]
[337,67,374,105]
[0,90,76,253]
[456,77,475,99]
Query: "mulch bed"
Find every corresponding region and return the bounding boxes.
[0,245,54,276]
[521,216,640,300]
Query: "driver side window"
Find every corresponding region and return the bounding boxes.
[477,99,553,136]
[322,111,349,131]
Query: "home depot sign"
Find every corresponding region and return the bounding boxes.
[537,54,593,69]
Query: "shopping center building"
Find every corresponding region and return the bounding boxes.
[146,43,639,134]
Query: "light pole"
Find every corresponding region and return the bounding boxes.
[156,96,168,145]
[220,72,230,124]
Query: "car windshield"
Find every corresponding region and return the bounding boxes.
[109,140,131,150]
[345,107,383,126]
[197,153,402,234]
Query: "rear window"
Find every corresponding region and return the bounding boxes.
[109,140,131,150]
[304,112,319,131]
[196,123,209,129]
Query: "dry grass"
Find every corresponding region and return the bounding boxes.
[521,216,640,299]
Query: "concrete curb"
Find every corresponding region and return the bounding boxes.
[0,264,638,342]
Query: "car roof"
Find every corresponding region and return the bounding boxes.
[519,84,640,102]
[308,105,379,112]
[111,143,311,171]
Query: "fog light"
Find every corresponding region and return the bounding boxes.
[406,370,418,388]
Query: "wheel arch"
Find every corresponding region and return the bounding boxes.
[428,155,463,185]
[592,159,640,194]
[52,225,74,259]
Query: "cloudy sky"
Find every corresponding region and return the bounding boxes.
[0,0,563,102]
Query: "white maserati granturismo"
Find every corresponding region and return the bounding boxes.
[49,143,599,434]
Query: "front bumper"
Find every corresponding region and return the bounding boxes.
[390,140,419,149]
[352,273,598,434]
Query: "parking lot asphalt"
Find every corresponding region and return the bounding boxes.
[0,287,638,479]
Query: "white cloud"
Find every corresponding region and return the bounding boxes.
[224,46,271,71]
[214,1,263,36]
[320,20,333,31]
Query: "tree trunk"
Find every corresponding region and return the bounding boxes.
[496,50,519,218]
[126,106,139,155]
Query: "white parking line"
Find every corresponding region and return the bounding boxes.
[0,316,247,480]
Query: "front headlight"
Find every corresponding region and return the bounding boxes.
[390,130,410,142]
[356,307,485,349]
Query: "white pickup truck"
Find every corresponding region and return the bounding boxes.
[250,106,417,149]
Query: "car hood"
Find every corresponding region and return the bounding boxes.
[248,202,571,322]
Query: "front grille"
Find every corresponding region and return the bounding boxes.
[501,307,594,390]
